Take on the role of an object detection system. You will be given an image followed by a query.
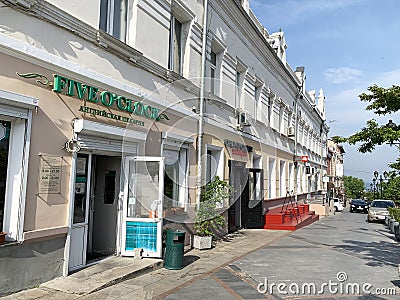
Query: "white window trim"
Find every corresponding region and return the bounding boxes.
[0,90,38,242]
[204,144,224,182]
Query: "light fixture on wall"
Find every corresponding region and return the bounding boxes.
[64,138,81,153]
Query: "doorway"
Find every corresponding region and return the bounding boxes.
[87,155,120,263]
[241,169,264,228]
[69,154,120,271]
[228,160,247,232]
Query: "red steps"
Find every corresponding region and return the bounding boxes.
[263,204,319,231]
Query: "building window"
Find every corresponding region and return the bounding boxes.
[205,145,224,186]
[268,158,276,199]
[0,121,10,232]
[0,90,37,241]
[99,0,128,42]
[235,61,246,108]
[163,148,188,210]
[280,161,286,197]
[267,96,273,127]
[210,51,217,94]
[278,105,284,134]
[168,16,183,75]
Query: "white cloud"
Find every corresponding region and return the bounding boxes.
[323,67,362,84]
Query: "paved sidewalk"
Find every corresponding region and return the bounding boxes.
[2,229,291,300]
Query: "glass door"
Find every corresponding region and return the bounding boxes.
[121,157,164,258]
[69,153,91,271]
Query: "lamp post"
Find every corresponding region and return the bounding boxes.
[372,178,377,200]
[373,171,389,199]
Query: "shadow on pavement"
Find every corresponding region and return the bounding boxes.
[335,239,400,268]
[183,255,200,268]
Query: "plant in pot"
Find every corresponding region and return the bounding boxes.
[0,232,7,244]
[193,176,234,250]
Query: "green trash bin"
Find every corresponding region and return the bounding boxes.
[164,229,186,270]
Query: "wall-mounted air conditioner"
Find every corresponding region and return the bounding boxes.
[235,108,251,127]
[287,126,295,137]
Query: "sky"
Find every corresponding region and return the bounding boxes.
[250,0,400,184]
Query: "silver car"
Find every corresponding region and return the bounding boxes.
[367,200,395,222]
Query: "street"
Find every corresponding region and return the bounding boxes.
[163,208,400,299]
[5,208,400,300]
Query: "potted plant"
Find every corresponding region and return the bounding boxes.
[0,232,7,244]
[193,176,233,250]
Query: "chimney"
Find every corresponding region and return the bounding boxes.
[242,0,250,13]
[295,66,305,93]
[318,88,326,119]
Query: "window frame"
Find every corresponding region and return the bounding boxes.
[0,90,37,242]
[99,0,128,42]
[168,16,183,75]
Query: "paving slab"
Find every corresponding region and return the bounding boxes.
[40,256,163,295]
[2,229,291,299]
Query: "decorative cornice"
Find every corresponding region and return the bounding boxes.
[97,30,143,63]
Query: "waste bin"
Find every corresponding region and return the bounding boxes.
[164,229,186,270]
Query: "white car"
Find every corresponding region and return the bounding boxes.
[333,198,344,212]
[367,199,395,222]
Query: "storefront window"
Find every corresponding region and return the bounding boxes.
[163,148,187,210]
[127,160,161,218]
[164,149,180,207]
[0,121,10,232]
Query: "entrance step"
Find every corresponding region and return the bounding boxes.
[263,205,319,231]
[41,256,163,295]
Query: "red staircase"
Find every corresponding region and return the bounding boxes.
[263,202,319,231]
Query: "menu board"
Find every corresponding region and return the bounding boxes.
[38,155,62,194]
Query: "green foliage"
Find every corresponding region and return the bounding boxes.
[388,207,400,222]
[382,176,400,203]
[388,157,400,173]
[330,136,347,144]
[193,176,234,237]
[339,84,400,152]
[345,119,400,153]
[359,84,400,115]
[344,176,365,199]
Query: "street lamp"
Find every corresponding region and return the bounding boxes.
[373,171,389,199]
[372,178,377,200]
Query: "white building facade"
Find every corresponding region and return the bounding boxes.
[0,0,328,294]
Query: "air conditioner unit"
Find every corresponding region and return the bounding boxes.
[287,126,295,137]
[235,108,251,127]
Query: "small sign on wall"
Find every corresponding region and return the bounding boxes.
[38,154,63,194]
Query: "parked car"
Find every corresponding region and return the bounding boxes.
[350,199,369,213]
[367,199,395,223]
[333,198,344,212]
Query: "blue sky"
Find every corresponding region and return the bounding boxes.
[250,0,400,184]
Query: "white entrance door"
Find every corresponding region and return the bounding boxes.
[69,154,92,271]
[121,157,164,258]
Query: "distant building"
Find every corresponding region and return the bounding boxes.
[327,140,345,199]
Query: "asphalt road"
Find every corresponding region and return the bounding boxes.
[164,208,400,299]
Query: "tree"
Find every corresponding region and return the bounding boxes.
[344,176,365,199]
[332,84,400,153]
[383,176,400,203]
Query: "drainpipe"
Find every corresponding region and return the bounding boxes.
[196,0,208,208]
[293,78,304,203]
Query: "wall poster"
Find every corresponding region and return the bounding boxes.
[38,154,63,194]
